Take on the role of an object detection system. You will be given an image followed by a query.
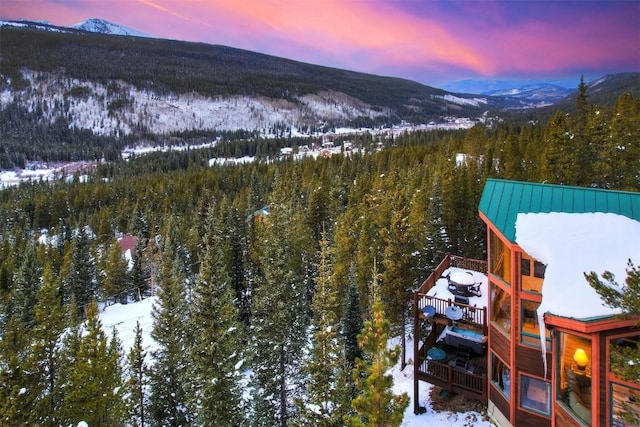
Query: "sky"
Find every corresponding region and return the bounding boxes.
[2,0,639,87]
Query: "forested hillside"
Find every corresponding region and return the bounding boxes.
[0,25,501,170]
[0,83,638,425]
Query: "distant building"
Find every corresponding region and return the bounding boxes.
[245,206,270,224]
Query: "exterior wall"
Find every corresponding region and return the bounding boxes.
[488,400,512,427]
[489,385,511,425]
[485,219,553,426]
[555,403,583,427]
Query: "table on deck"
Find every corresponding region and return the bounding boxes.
[427,347,446,361]
[449,271,478,296]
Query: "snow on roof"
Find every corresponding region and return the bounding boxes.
[516,212,640,320]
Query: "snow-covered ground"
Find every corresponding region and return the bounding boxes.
[100,295,492,427]
[0,119,477,189]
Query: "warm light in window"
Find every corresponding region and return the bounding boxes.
[573,348,589,369]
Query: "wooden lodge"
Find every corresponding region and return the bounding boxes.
[412,179,640,427]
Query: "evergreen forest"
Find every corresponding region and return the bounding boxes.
[0,84,638,426]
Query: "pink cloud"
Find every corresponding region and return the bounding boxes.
[217,0,493,73]
[1,0,637,83]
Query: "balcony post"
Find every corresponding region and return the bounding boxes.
[413,291,421,414]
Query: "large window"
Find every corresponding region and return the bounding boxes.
[610,335,640,427]
[520,374,551,417]
[490,352,511,400]
[521,300,551,350]
[490,230,511,284]
[521,252,545,294]
[491,282,511,335]
[558,333,592,425]
[611,382,640,427]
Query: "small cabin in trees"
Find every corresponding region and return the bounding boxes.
[413,179,640,427]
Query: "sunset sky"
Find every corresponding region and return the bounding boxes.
[2,0,638,86]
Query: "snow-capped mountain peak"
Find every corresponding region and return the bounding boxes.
[71,18,150,38]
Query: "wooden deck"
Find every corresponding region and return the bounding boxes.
[416,342,488,403]
[413,254,489,414]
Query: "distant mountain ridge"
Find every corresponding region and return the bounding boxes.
[440,79,577,106]
[71,18,150,38]
[440,78,579,93]
[0,18,637,136]
[0,22,497,128]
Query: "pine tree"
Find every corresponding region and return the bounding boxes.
[0,316,32,426]
[380,184,422,370]
[423,177,450,271]
[294,230,347,427]
[148,244,193,426]
[125,321,148,427]
[11,242,42,328]
[64,226,97,315]
[60,301,125,426]
[345,264,408,427]
[342,273,364,372]
[540,111,579,185]
[250,168,311,427]
[101,240,131,304]
[130,237,149,301]
[218,196,251,326]
[610,93,640,190]
[24,265,68,426]
[585,260,640,424]
[57,295,82,417]
[188,202,244,426]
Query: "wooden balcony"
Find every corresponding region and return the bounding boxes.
[416,349,488,402]
[413,254,489,414]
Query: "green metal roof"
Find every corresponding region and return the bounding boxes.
[478,179,640,243]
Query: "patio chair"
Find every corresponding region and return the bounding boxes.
[453,344,472,370]
[469,281,482,297]
[447,281,458,294]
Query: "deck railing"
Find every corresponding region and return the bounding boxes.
[417,356,487,402]
[414,254,489,331]
[450,255,488,276]
[416,254,487,295]
[416,294,487,329]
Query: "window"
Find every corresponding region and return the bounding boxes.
[558,333,592,425]
[521,300,551,350]
[611,382,640,427]
[491,282,511,335]
[610,335,640,426]
[520,374,551,416]
[521,252,545,294]
[490,352,510,400]
[490,230,511,284]
[610,336,640,377]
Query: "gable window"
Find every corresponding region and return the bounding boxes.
[520,252,545,294]
[490,230,511,285]
[558,333,592,425]
[520,374,551,417]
